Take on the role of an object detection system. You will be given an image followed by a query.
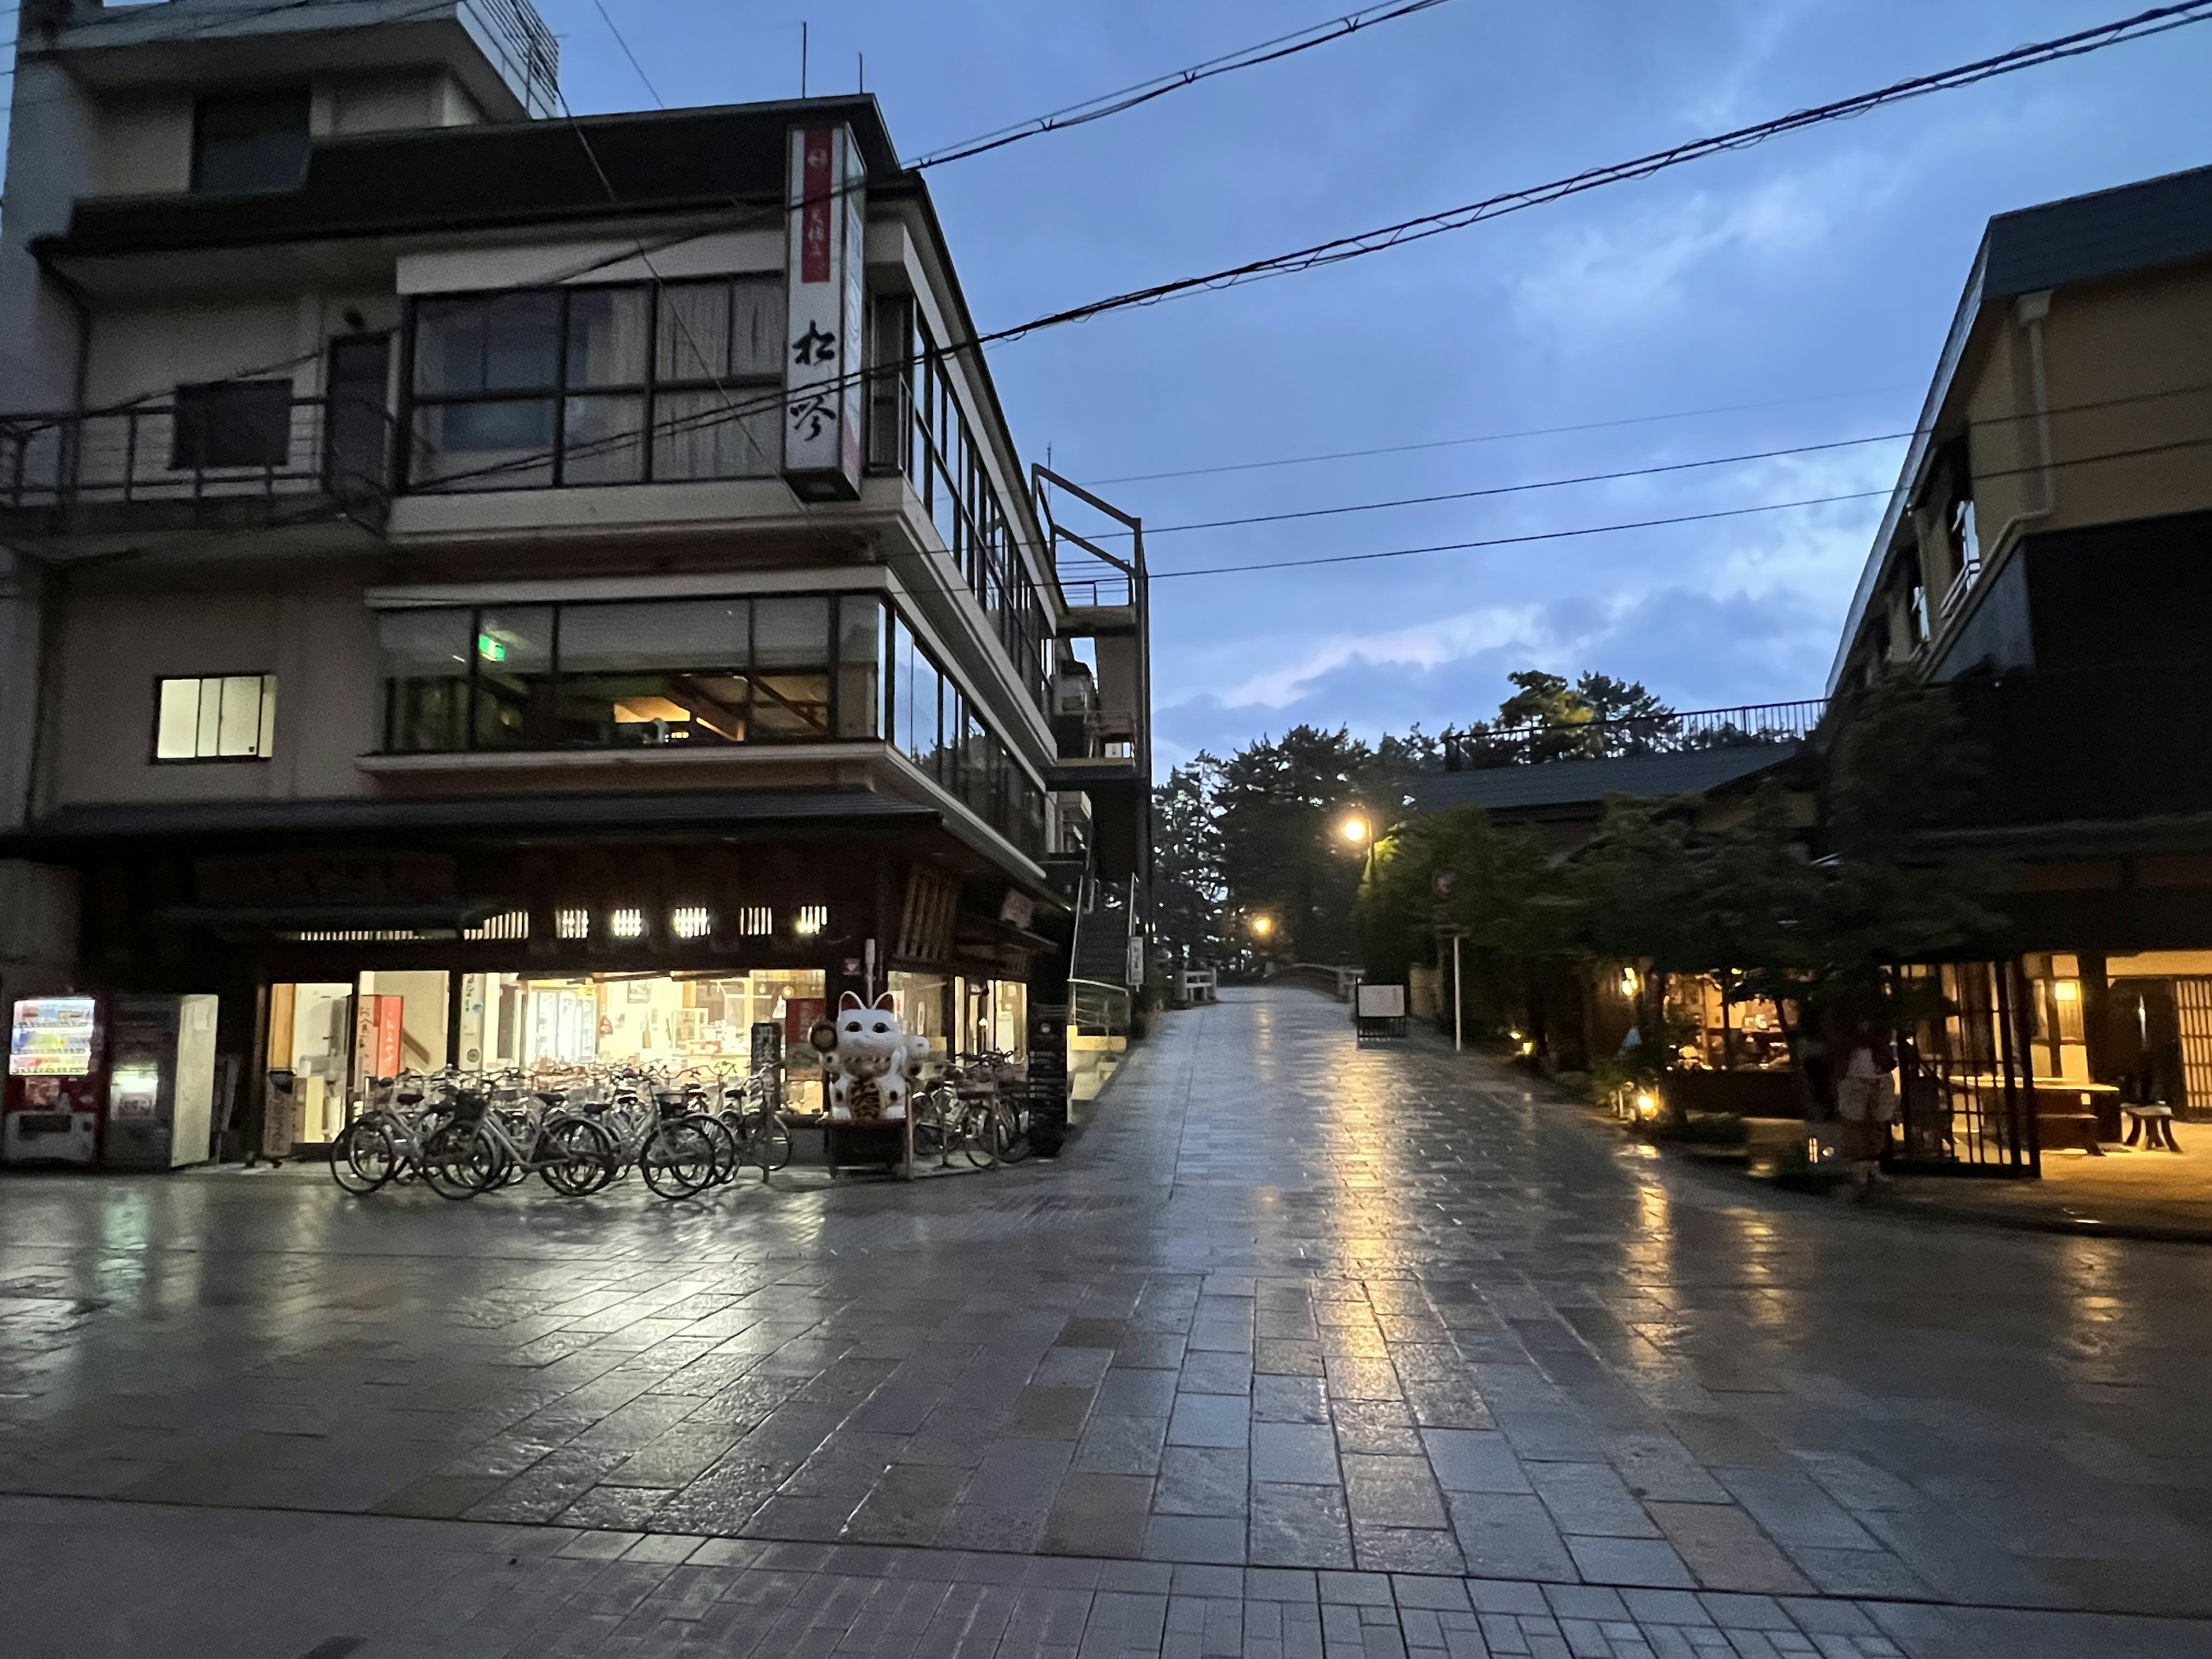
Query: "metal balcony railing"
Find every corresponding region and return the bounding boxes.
[1449,697,1827,768]
[0,395,395,518]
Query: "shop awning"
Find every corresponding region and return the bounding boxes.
[8,786,933,848]
[153,902,510,934]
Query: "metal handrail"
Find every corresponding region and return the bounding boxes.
[0,394,396,514]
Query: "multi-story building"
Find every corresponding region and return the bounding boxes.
[1828,161,2212,1169]
[0,0,1149,1151]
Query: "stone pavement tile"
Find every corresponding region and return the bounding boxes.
[1037,1348,1118,1389]
[1169,1395,1250,1450]
[1251,1481,1354,1569]
[1144,1513,1245,1565]
[1646,1507,1812,1596]
[1074,1415,1170,1477]
[1782,1547,1932,1601]
[1790,1453,1922,1516]
[1620,1590,1711,1627]
[1325,1357,1405,1404]
[1158,1445,1250,1517]
[1663,1415,1790,1473]
[1100,1370,1183,1418]
[1395,1575,1472,1612]
[1335,1402,1426,1458]
[1180,1351,1256,1397]
[1245,1567,1319,1603]
[1606,1437,1732,1507]
[1344,1455,1449,1529]
[1424,1430,1533,1496]
[1255,1376,1331,1425]
[1013,1386,1100,1440]
[1493,1411,1608,1464]
[1529,1463,1662,1539]
[1565,1537,1695,1590]
[1043,1473,1154,1559]
[1318,1569,1396,1606]
[1447,1493,1577,1583]
[1354,1524,1465,1575]
[843,1461,974,1545]
[1255,1339,1326,1378]
[1716,1471,1881,1553]
[1253,1422,1340,1486]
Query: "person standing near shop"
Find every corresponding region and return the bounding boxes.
[1828,1010,1897,1198]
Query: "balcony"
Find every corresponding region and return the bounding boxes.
[0,392,394,546]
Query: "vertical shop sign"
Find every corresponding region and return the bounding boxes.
[783,123,868,501]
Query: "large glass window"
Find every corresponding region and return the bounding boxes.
[379,611,472,753]
[377,592,884,754]
[557,599,751,747]
[882,608,1046,859]
[472,606,556,749]
[404,278,784,493]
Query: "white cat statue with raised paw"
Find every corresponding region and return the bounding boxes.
[827,991,921,1122]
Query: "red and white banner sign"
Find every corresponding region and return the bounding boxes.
[784,124,868,501]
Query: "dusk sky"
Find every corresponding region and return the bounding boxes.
[159,4,2212,767]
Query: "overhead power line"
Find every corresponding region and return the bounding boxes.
[974,2,2212,344]
[1141,431,2212,582]
[902,0,1460,170]
[1080,386,1912,487]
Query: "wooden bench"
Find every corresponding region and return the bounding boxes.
[2122,1103,2183,1151]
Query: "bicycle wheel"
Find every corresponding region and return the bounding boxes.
[422,1122,498,1199]
[329,1119,395,1195]
[997,1105,1034,1165]
[639,1120,714,1198]
[750,1111,793,1174]
[694,1115,741,1186]
[962,1103,1004,1169]
[539,1118,616,1196]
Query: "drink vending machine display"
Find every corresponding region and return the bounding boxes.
[2,994,222,1169]
[104,994,219,1171]
[3,996,103,1165]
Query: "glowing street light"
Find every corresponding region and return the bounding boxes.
[1251,915,1274,938]
[1339,815,1370,845]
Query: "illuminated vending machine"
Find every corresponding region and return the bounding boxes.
[3,995,105,1166]
[103,995,220,1171]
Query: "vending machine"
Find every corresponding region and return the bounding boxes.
[103,994,219,1171]
[3,995,104,1166]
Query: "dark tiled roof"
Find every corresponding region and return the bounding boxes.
[44,97,906,258]
[1983,162,2212,299]
[1406,743,1800,815]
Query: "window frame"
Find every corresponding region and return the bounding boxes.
[190,85,312,195]
[399,276,787,494]
[150,673,278,765]
[375,590,887,754]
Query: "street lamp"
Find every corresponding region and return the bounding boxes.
[1339,814,1370,845]
[1251,915,1274,938]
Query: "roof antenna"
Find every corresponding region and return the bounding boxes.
[800,21,808,99]
[857,52,864,94]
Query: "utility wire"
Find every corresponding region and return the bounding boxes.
[1140,431,2212,582]
[973,2,2212,343]
[590,0,666,109]
[1079,379,2212,539]
[1081,387,1912,487]
[902,0,1460,170]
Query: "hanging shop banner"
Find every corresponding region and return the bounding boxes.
[783,123,868,502]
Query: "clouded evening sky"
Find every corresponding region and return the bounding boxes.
[154,3,2212,768]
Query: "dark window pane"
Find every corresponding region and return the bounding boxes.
[378,609,472,752]
[565,287,649,388]
[192,88,310,194]
[412,294,559,396]
[473,605,556,749]
[836,595,882,738]
[755,596,829,668]
[559,600,749,672]
[560,395,645,485]
[656,278,783,383]
[171,380,293,470]
[651,388,779,479]
[408,400,556,490]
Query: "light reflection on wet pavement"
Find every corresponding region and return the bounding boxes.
[3,987,2211,1657]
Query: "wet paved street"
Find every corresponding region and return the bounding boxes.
[5,986,2212,1657]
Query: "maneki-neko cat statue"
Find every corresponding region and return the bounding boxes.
[822,992,929,1122]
